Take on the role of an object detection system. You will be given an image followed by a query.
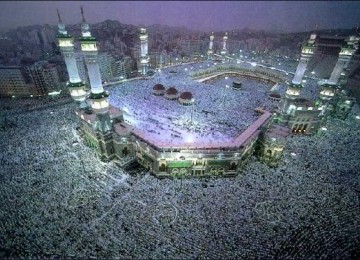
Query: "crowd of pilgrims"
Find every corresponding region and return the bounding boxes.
[107,61,282,145]
[0,61,359,258]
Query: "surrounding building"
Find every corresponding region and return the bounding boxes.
[0,66,29,97]
[25,61,61,96]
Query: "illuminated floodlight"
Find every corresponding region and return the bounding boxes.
[225,76,228,80]
[290,152,297,156]
[356,116,360,119]
[321,127,327,131]
[184,68,188,71]
[214,63,217,65]
[251,62,257,67]
[123,107,129,113]
[30,95,33,97]
[12,95,15,98]
[311,71,315,75]
[185,135,194,143]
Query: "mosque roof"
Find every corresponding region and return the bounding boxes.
[179,91,193,100]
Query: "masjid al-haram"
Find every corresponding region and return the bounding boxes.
[1,3,360,259]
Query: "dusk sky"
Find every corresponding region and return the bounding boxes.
[1,1,360,33]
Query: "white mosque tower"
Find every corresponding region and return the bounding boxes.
[139,28,149,76]
[79,6,111,133]
[207,32,214,59]
[56,9,86,106]
[220,32,228,56]
[327,36,357,85]
[282,29,317,115]
[291,28,317,85]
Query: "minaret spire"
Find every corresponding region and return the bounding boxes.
[57,9,62,23]
[81,6,86,23]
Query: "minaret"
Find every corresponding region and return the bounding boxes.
[281,82,302,115]
[282,30,317,115]
[291,29,316,85]
[327,37,357,85]
[79,7,111,133]
[220,32,228,56]
[139,28,149,76]
[207,32,214,59]
[56,9,86,106]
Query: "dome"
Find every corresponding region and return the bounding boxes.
[166,87,178,95]
[153,84,165,91]
[165,87,179,100]
[179,91,193,100]
[179,91,194,106]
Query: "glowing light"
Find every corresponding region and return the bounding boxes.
[185,135,194,143]
[356,116,360,119]
[225,76,228,80]
[311,71,315,75]
[184,68,188,71]
[291,152,297,156]
[251,62,257,67]
[321,127,327,131]
[302,80,307,83]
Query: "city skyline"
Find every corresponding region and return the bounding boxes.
[1,1,360,33]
